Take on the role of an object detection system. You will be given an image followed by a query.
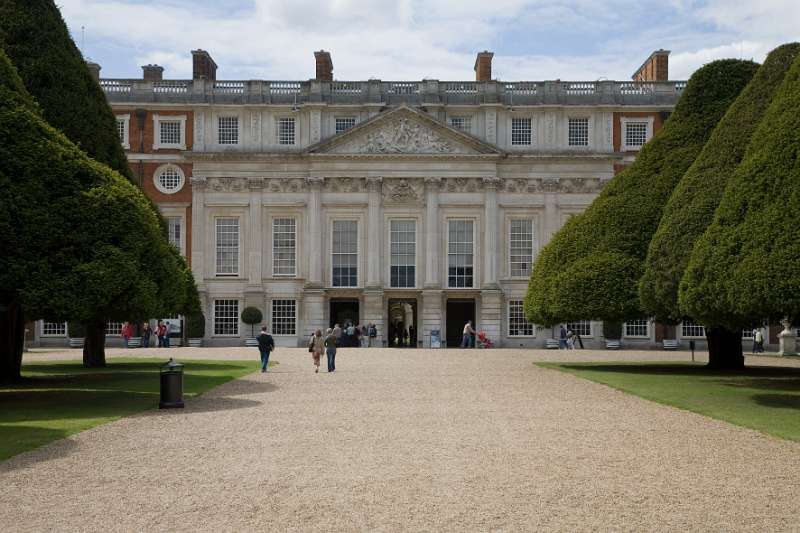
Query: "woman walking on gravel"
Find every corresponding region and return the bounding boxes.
[309,329,324,373]
[324,328,337,372]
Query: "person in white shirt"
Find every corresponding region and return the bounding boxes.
[461,320,476,348]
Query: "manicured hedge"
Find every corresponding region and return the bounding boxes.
[0,0,133,180]
[640,43,800,323]
[680,53,800,328]
[524,59,758,325]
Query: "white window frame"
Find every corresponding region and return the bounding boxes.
[41,321,67,337]
[624,319,650,338]
[331,219,359,288]
[508,300,535,337]
[216,114,241,145]
[213,299,240,337]
[620,116,654,152]
[447,218,475,289]
[567,116,591,147]
[681,320,706,339]
[449,115,472,133]
[334,116,357,134]
[272,217,297,277]
[271,299,297,336]
[106,322,123,336]
[276,117,296,145]
[566,321,592,338]
[215,217,240,277]
[389,219,417,289]
[152,114,187,150]
[116,114,130,149]
[510,116,533,146]
[153,164,186,195]
[508,219,535,278]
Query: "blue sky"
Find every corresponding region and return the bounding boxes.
[59,0,799,81]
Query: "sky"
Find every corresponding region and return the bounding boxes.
[58,0,800,81]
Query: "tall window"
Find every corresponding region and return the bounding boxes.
[166,216,181,252]
[106,322,123,336]
[624,319,649,337]
[567,321,591,337]
[449,116,471,132]
[115,115,129,148]
[390,220,416,288]
[214,299,239,336]
[277,117,295,145]
[681,320,705,338]
[332,220,357,287]
[273,218,296,276]
[272,299,296,335]
[215,218,239,275]
[448,219,474,288]
[625,122,648,148]
[509,219,534,277]
[159,120,181,146]
[568,117,589,146]
[42,321,67,336]
[511,117,532,145]
[508,301,534,337]
[335,117,356,134]
[218,116,239,145]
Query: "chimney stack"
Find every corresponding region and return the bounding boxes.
[314,50,333,81]
[632,49,670,82]
[191,49,218,81]
[142,64,164,81]
[474,51,494,82]
[86,61,101,81]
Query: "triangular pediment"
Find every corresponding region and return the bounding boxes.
[306,105,502,156]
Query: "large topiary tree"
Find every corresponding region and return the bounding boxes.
[680,52,800,351]
[639,43,800,368]
[524,59,758,328]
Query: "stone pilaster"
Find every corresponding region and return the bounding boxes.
[363,289,385,344]
[479,289,502,346]
[306,177,324,287]
[366,177,382,288]
[421,290,443,347]
[302,288,326,340]
[190,176,207,284]
[247,178,264,286]
[482,176,500,289]
[543,190,558,245]
[424,177,441,288]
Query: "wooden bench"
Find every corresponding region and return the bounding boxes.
[662,339,679,350]
[605,340,621,350]
[545,339,560,349]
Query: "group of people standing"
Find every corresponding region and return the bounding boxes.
[120,320,172,348]
[305,322,379,373]
[559,325,582,349]
[388,322,416,347]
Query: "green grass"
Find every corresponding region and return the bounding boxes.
[539,362,800,441]
[0,358,264,461]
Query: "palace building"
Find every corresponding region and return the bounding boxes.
[37,48,744,349]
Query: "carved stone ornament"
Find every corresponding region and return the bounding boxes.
[266,178,308,193]
[443,177,484,193]
[499,177,605,194]
[207,177,248,192]
[383,178,423,203]
[190,176,208,190]
[329,117,474,154]
[324,177,365,193]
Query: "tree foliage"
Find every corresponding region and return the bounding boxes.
[524,59,759,326]
[640,43,800,323]
[680,52,800,328]
[0,0,132,180]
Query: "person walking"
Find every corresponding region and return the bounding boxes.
[310,329,325,373]
[257,326,275,373]
[324,328,337,372]
[163,321,172,348]
[559,325,568,349]
[566,327,575,350]
[461,320,476,348]
[754,329,764,353]
[332,323,342,345]
[409,324,416,347]
[368,323,377,347]
[121,322,131,349]
[141,322,152,348]
[156,320,166,348]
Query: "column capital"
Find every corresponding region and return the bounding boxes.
[482,176,501,189]
[424,176,442,190]
[366,176,383,192]
[248,177,265,190]
[190,176,208,190]
[306,176,325,190]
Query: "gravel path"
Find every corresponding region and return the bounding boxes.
[3,348,800,531]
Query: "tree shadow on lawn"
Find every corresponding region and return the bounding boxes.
[553,363,800,380]
[0,426,77,471]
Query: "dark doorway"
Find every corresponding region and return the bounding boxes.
[387,299,418,347]
[446,299,475,348]
[330,299,359,329]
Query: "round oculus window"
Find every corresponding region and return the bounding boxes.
[154,165,185,194]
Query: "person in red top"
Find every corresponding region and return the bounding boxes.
[121,321,132,349]
[156,320,167,348]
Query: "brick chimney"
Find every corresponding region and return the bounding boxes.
[86,61,101,81]
[191,49,217,80]
[141,64,164,81]
[632,49,670,81]
[314,50,333,81]
[474,51,494,82]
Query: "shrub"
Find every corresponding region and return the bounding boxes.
[187,313,206,339]
[240,307,263,337]
[602,321,623,340]
[67,321,85,338]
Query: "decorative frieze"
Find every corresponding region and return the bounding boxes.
[190,175,208,190]
[323,177,365,193]
[383,178,423,203]
[500,177,604,194]
[266,178,308,193]
[207,177,249,192]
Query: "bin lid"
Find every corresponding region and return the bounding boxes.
[160,357,184,372]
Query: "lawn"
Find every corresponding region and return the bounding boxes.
[539,362,800,441]
[0,358,263,461]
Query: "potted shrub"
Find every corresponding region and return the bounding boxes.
[240,306,263,346]
[603,320,623,349]
[187,313,205,347]
[68,321,85,348]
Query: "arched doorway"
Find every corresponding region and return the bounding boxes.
[387,299,417,347]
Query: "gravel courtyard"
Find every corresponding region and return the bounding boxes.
[2,348,800,531]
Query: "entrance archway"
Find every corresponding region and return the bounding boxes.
[446,299,475,347]
[329,299,359,329]
[387,299,417,347]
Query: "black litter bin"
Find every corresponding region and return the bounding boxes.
[159,358,184,409]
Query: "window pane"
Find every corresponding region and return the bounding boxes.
[566,321,591,336]
[272,299,296,336]
[116,118,126,144]
[166,216,181,252]
[216,218,239,275]
[511,118,532,145]
[448,219,473,288]
[568,117,589,146]
[625,122,648,147]
[508,301,534,336]
[332,220,358,287]
[160,121,181,145]
[624,319,649,337]
[335,117,356,134]
[273,218,296,276]
[509,219,534,277]
[390,220,416,288]
[449,116,471,132]
[681,320,705,337]
[218,116,239,145]
[278,118,295,145]
[214,299,239,335]
[42,321,67,336]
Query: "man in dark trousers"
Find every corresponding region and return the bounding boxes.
[257,326,275,373]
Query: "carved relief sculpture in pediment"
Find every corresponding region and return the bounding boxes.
[383,178,423,203]
[329,117,474,155]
